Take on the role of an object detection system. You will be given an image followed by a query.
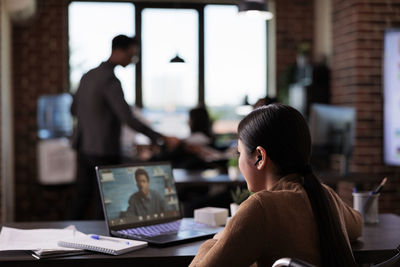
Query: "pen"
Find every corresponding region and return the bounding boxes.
[363,177,388,215]
[90,234,130,245]
[371,177,387,195]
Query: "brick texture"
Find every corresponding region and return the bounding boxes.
[331,0,400,214]
[276,0,315,85]
[12,0,70,221]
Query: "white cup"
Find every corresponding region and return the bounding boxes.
[352,192,379,224]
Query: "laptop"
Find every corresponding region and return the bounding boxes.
[95,161,224,246]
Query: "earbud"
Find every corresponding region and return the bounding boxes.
[254,156,262,166]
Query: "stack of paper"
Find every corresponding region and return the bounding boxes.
[0,225,148,258]
[0,225,84,258]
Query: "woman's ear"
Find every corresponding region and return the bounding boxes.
[255,146,267,170]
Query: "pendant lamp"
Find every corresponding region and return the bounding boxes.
[238,0,273,20]
[170,53,185,63]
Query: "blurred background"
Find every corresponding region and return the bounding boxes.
[1,0,400,222]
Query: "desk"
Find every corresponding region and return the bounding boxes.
[173,169,246,186]
[352,213,400,264]
[1,214,399,266]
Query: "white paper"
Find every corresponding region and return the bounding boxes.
[0,225,82,253]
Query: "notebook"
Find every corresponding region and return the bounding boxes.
[95,161,224,246]
[58,233,147,255]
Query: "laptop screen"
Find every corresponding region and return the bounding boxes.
[96,162,181,229]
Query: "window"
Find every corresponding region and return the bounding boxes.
[68,2,268,137]
[205,5,266,106]
[142,8,198,110]
[69,2,135,105]
[205,5,267,133]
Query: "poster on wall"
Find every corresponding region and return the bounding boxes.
[384,29,400,166]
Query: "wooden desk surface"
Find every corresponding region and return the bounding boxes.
[1,214,399,266]
[0,220,201,267]
[351,213,400,264]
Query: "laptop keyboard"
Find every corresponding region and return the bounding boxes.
[118,220,207,238]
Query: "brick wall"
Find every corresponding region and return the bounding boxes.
[12,0,70,221]
[331,0,400,214]
[275,0,315,88]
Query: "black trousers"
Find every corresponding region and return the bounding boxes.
[67,153,121,220]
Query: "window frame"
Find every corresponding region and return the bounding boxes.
[134,2,206,107]
[68,1,270,108]
[135,1,269,108]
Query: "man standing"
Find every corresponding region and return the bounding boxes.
[125,168,167,218]
[69,35,170,219]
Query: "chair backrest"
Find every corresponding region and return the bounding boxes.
[371,246,400,267]
[272,246,400,267]
[272,258,316,267]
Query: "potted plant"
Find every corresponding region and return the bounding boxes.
[227,157,240,181]
[230,186,250,216]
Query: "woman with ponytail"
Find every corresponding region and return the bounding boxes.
[190,104,362,267]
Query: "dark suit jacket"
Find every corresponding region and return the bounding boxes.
[71,61,162,156]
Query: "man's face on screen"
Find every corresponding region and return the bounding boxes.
[136,174,149,196]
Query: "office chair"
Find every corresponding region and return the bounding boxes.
[272,258,315,267]
[272,245,400,267]
[371,245,400,267]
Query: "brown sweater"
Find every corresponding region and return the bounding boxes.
[189,175,362,267]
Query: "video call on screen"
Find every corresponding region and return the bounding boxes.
[98,164,180,227]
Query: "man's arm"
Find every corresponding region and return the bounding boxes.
[126,194,139,217]
[104,79,164,143]
[156,191,168,212]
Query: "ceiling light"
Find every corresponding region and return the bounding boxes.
[170,54,185,63]
[238,0,274,20]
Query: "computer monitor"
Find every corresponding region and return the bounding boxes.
[37,93,73,139]
[309,104,356,170]
[383,28,400,166]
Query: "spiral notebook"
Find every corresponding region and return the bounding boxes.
[58,233,147,255]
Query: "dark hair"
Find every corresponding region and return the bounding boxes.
[253,96,279,109]
[134,168,149,182]
[112,35,137,50]
[189,106,213,138]
[238,103,355,267]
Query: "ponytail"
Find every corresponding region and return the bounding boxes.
[302,165,356,267]
[238,104,357,266]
